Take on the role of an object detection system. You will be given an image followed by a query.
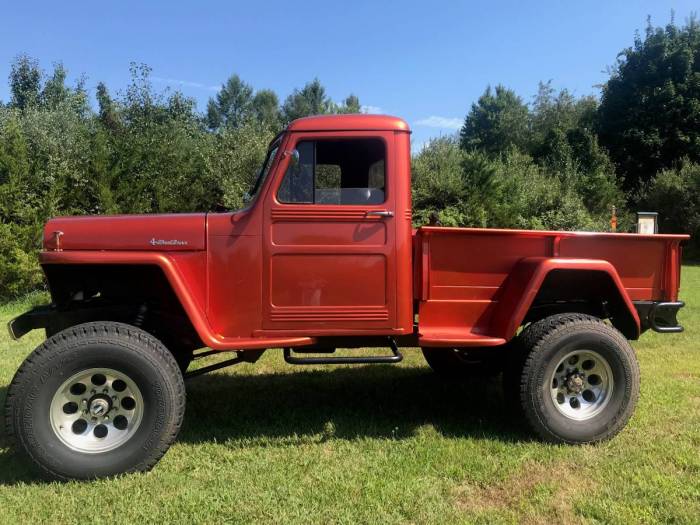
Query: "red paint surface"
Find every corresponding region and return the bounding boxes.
[37,115,689,351]
[415,228,686,345]
[44,214,205,251]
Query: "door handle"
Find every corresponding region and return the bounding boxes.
[365,210,394,218]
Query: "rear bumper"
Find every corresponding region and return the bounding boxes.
[634,301,685,333]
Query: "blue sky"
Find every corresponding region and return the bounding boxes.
[0,1,697,148]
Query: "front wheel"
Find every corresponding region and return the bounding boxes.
[510,313,640,444]
[5,321,186,480]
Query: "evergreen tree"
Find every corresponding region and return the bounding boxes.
[281,78,333,123]
[206,74,254,129]
[460,85,530,155]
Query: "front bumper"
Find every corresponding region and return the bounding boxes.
[7,305,53,340]
[634,301,685,333]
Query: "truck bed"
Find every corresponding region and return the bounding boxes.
[414,227,687,346]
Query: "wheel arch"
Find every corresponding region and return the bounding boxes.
[11,261,205,354]
[493,257,640,341]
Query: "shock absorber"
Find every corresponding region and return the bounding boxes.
[133,304,148,328]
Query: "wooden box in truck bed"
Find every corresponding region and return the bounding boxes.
[414,227,687,347]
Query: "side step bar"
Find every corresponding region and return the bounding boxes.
[283,338,403,365]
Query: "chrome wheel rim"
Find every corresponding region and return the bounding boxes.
[49,368,144,453]
[550,350,613,421]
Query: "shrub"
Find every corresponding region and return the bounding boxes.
[644,161,700,256]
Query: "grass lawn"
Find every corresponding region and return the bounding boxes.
[0,269,698,524]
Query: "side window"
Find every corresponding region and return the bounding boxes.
[277,139,386,205]
[277,141,314,203]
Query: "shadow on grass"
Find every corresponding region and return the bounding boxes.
[0,364,529,486]
[181,364,526,443]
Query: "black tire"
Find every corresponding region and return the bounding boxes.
[170,347,193,374]
[5,321,186,480]
[421,347,503,377]
[507,313,640,444]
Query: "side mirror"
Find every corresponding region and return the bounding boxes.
[285,149,300,168]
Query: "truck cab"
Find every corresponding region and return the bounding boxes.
[6,114,689,480]
[207,115,414,341]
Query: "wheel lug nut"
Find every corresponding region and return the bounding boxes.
[103,388,109,394]
[91,389,96,395]
[112,396,118,401]
[82,399,88,405]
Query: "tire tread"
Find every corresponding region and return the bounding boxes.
[516,313,640,444]
[4,321,186,480]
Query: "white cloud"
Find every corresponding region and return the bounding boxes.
[152,76,219,92]
[361,105,383,114]
[414,115,462,130]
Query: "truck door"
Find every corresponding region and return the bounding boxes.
[262,132,397,333]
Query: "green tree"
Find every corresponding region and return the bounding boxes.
[0,116,45,297]
[0,116,32,222]
[412,135,612,232]
[412,136,472,226]
[644,160,700,254]
[337,94,362,114]
[281,78,334,123]
[460,85,530,155]
[9,55,41,110]
[598,17,700,190]
[251,89,281,128]
[41,62,70,109]
[529,82,623,216]
[96,82,120,130]
[206,74,254,129]
[212,122,275,210]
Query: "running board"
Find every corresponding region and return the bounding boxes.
[283,338,403,365]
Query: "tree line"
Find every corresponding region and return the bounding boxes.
[1,17,699,300]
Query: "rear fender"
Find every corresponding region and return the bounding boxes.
[491,257,640,340]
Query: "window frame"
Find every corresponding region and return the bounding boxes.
[275,136,388,206]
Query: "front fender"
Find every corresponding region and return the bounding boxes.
[36,251,315,350]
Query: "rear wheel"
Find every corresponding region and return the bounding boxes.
[5,321,186,480]
[422,347,503,377]
[507,313,640,444]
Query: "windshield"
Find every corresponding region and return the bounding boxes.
[246,135,282,203]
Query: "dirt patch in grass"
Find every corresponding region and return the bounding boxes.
[672,371,699,380]
[454,460,595,524]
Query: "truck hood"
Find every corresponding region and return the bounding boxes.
[43,213,206,251]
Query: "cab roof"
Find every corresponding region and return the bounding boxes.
[286,114,410,133]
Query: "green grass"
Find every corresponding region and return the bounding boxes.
[1,271,699,524]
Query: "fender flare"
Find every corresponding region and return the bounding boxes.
[491,257,640,340]
[37,251,315,350]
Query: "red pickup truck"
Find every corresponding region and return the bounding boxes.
[6,115,688,480]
